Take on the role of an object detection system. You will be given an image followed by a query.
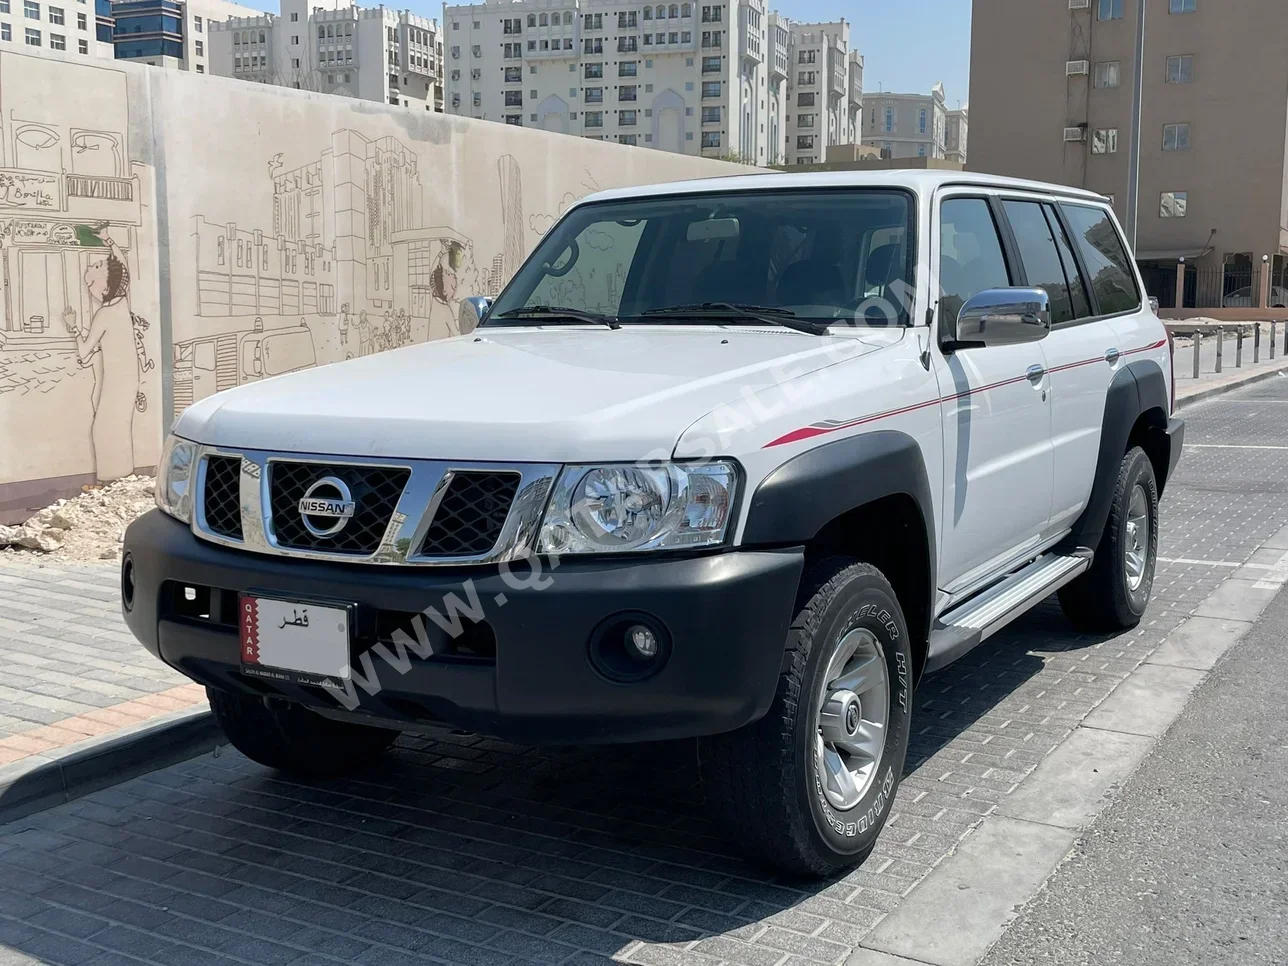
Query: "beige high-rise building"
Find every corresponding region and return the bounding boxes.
[970,0,1288,308]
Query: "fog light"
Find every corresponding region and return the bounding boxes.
[626,624,659,660]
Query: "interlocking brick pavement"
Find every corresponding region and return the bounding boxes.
[1,380,1286,966]
[0,561,193,767]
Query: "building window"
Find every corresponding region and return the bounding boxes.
[701,131,720,148]
[196,63,203,72]
[619,134,637,145]
[79,37,88,52]
[1098,0,1123,19]
[1160,191,1188,218]
[798,49,815,64]
[585,110,602,127]
[619,84,636,101]
[1163,122,1191,151]
[619,109,637,125]
[918,145,926,157]
[193,14,201,30]
[1169,0,1195,11]
[701,105,719,122]
[1093,61,1120,89]
[504,90,522,106]
[884,107,893,132]
[290,11,297,21]
[195,40,202,55]
[46,4,60,23]
[701,80,719,97]
[1091,128,1118,154]
[23,0,37,18]
[0,0,9,11]
[1166,54,1194,83]
[919,108,926,134]
[585,62,602,78]
[799,113,815,128]
[471,44,480,57]
[74,9,82,27]
[24,25,37,42]
[48,29,61,46]
[702,55,720,73]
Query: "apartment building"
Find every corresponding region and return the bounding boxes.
[0,0,114,58]
[442,0,862,164]
[782,19,861,165]
[970,0,1288,304]
[863,83,966,163]
[208,0,443,111]
[112,0,258,71]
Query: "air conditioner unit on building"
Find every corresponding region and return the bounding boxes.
[1069,0,1090,9]
[1066,60,1089,76]
[1064,126,1086,142]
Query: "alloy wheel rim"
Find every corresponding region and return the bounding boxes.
[1124,483,1151,592]
[814,627,890,811]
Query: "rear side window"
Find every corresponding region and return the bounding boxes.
[1061,203,1141,315]
[1044,204,1092,320]
[939,198,1012,325]
[1003,200,1077,325]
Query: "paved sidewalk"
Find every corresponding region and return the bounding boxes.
[0,561,202,768]
[1172,325,1288,404]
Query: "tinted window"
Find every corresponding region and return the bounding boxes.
[1061,204,1141,314]
[1003,200,1075,325]
[1044,204,1091,319]
[939,198,1012,325]
[491,190,915,324]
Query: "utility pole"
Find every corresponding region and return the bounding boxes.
[1124,0,1147,250]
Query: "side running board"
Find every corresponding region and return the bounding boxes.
[925,551,1092,673]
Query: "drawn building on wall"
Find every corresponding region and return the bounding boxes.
[0,55,143,349]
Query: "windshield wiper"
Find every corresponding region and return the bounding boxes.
[491,305,621,330]
[639,302,830,336]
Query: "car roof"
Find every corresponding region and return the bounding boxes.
[574,169,1109,208]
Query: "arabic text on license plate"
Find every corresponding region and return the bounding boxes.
[239,596,351,683]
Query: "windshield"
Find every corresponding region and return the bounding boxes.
[486,188,916,326]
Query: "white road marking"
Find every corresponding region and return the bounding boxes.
[1157,557,1241,567]
[1187,443,1288,450]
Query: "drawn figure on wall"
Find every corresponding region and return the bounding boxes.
[61,225,138,482]
[430,240,481,336]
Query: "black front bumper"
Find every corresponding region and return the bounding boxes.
[122,510,804,744]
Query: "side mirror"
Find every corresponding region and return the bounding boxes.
[458,296,492,335]
[948,287,1051,349]
[1149,296,1161,314]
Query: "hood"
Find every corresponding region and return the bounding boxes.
[175,326,904,462]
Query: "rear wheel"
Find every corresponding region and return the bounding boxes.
[700,558,913,876]
[208,688,397,776]
[1059,446,1159,630]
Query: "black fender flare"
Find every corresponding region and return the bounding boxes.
[741,430,937,637]
[1064,358,1170,552]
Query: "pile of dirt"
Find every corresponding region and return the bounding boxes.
[0,476,155,563]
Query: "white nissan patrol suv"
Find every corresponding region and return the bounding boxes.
[123,171,1183,876]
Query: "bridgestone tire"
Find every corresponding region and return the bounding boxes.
[1058,445,1159,631]
[208,687,397,776]
[700,558,914,876]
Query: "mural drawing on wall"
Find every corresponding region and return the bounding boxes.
[0,52,155,492]
[177,133,528,415]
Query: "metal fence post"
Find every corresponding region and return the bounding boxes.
[1216,327,1224,373]
[1237,328,1244,367]
[1255,323,1262,363]
[1193,331,1202,378]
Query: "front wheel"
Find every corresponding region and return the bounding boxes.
[700,558,914,876]
[1059,445,1159,630]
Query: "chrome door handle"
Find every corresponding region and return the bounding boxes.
[1026,364,1046,384]
[1105,348,1121,364]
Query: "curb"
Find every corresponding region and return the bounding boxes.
[1176,359,1288,409]
[0,705,221,827]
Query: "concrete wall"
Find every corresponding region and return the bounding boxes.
[0,46,748,522]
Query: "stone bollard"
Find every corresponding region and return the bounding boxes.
[1216,327,1224,373]
[1273,321,1279,360]
[1193,331,1202,378]
[1237,328,1244,367]
[1255,323,1262,364]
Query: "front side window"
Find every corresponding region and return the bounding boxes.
[938,197,1011,325]
[488,189,915,325]
[1002,200,1084,325]
[1061,203,1140,314]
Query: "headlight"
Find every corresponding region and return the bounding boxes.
[155,435,197,523]
[538,461,738,554]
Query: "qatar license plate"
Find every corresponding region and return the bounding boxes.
[239,595,352,687]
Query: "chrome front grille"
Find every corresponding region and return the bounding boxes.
[190,447,558,567]
[268,461,410,555]
[418,471,521,557]
[202,456,243,540]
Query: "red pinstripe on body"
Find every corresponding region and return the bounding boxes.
[762,339,1169,449]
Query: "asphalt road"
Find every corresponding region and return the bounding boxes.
[981,586,1288,966]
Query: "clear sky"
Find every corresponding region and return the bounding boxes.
[232,0,973,108]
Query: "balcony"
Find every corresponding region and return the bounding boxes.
[829,65,845,97]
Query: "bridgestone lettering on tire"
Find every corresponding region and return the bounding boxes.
[1059,445,1159,631]
[208,687,397,776]
[700,558,913,876]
